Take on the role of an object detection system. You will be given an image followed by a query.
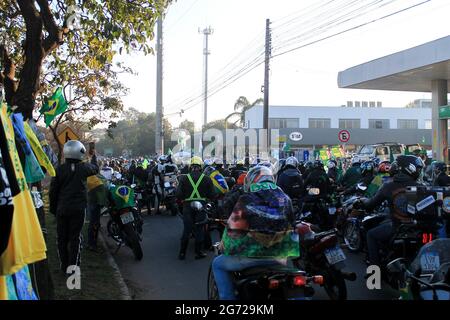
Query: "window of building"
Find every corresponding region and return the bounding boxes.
[425,120,432,129]
[397,119,418,129]
[269,118,299,129]
[339,119,360,129]
[369,119,390,129]
[308,118,331,129]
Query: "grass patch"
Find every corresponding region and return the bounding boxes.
[45,210,124,300]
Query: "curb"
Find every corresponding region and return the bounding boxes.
[98,229,132,300]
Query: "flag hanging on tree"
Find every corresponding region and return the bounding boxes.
[39,87,68,127]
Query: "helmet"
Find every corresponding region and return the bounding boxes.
[351,156,361,165]
[204,158,214,167]
[434,162,446,174]
[396,155,424,180]
[378,161,391,174]
[236,159,245,166]
[389,161,399,177]
[285,156,298,169]
[190,156,203,168]
[237,172,247,186]
[327,160,337,169]
[360,161,375,176]
[213,158,224,166]
[372,157,381,167]
[158,155,168,163]
[313,159,323,169]
[244,165,274,192]
[63,140,86,160]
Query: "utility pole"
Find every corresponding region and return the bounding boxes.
[155,17,164,155]
[263,19,271,149]
[199,26,213,128]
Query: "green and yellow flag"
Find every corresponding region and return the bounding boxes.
[39,87,68,127]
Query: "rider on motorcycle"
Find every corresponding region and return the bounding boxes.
[230,159,247,181]
[214,158,230,177]
[176,156,215,260]
[343,160,375,196]
[277,156,304,201]
[339,156,362,189]
[432,162,450,187]
[212,165,299,300]
[354,155,423,266]
[327,159,339,183]
[366,161,391,197]
[303,160,332,197]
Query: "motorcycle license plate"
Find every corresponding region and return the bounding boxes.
[136,193,143,200]
[328,207,337,215]
[120,212,135,224]
[420,252,440,272]
[324,246,346,265]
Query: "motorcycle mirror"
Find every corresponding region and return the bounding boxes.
[386,258,406,273]
[190,201,203,211]
[130,184,136,189]
[357,183,367,191]
[308,188,320,196]
[205,203,213,211]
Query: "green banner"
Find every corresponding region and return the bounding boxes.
[439,105,450,119]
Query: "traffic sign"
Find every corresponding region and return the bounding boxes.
[338,130,350,143]
[57,127,80,146]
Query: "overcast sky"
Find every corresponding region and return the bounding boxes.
[116,0,450,128]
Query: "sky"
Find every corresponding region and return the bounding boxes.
[116,0,450,129]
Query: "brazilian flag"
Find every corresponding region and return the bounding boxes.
[39,87,68,127]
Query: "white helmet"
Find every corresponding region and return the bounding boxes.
[63,140,86,160]
[285,156,298,168]
[213,158,224,166]
[327,160,337,169]
[351,156,360,165]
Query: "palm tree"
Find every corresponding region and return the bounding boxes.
[233,96,264,127]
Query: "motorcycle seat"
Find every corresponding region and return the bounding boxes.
[238,265,297,277]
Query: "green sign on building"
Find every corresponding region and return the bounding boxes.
[439,105,450,119]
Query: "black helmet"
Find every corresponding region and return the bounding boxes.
[396,155,424,180]
[360,161,375,176]
[389,161,399,177]
[284,156,298,169]
[313,159,323,169]
[305,161,314,170]
[434,162,446,174]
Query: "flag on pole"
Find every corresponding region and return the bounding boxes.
[39,87,68,127]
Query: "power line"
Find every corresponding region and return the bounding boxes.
[165,0,201,33]
[272,0,431,59]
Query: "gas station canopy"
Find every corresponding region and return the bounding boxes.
[338,35,450,92]
[337,35,450,162]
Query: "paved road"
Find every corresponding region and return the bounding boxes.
[102,211,398,300]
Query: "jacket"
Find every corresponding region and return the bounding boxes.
[304,168,331,196]
[176,170,215,205]
[49,155,99,215]
[362,173,418,223]
[276,167,304,200]
[340,164,362,188]
[222,182,299,258]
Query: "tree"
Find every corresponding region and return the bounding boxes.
[203,118,237,131]
[233,96,263,127]
[96,108,175,157]
[177,119,195,135]
[0,0,171,160]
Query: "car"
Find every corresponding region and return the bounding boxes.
[356,142,405,162]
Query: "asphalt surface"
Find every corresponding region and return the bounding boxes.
[102,210,399,300]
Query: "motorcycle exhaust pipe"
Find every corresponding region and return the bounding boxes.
[341,271,357,281]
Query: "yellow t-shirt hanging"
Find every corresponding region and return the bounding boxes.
[0,103,47,276]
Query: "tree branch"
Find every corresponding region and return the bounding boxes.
[0,44,18,105]
[36,0,63,55]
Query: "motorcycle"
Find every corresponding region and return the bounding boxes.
[296,188,336,231]
[387,238,450,300]
[104,178,144,260]
[294,221,356,300]
[158,172,179,216]
[207,242,322,300]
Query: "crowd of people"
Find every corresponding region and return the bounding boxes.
[49,142,450,300]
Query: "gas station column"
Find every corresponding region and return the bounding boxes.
[431,79,448,162]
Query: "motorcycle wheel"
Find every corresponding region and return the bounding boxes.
[107,220,122,243]
[123,224,143,261]
[323,269,347,300]
[343,221,362,252]
[207,265,219,300]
